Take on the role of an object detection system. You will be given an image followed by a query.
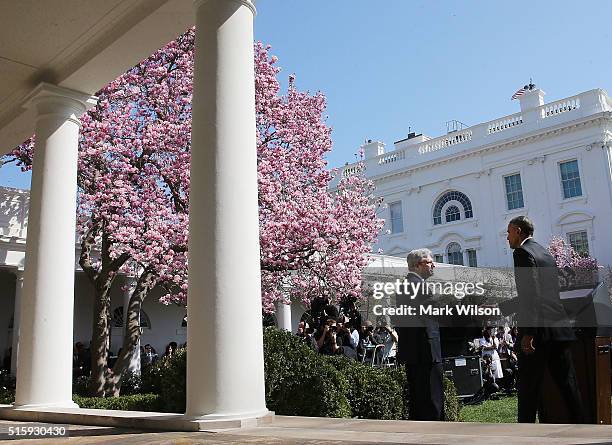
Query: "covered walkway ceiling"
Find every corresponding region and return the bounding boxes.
[0,0,194,150]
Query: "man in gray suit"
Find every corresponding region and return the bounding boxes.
[394,248,444,420]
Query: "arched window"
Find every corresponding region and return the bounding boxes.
[447,242,464,265]
[445,205,461,223]
[112,306,151,329]
[433,191,473,225]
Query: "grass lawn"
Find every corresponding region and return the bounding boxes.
[459,394,517,423]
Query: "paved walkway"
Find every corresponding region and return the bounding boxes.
[1,417,612,444]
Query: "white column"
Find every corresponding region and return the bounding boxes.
[14,83,96,409]
[186,0,267,419]
[123,278,140,375]
[276,301,292,332]
[10,270,24,376]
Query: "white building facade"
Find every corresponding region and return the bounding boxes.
[334,88,612,267]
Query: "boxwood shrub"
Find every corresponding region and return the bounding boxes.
[263,327,351,417]
[155,347,187,413]
[73,393,161,411]
[327,355,403,419]
[118,327,461,420]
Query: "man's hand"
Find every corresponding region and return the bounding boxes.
[521,335,535,354]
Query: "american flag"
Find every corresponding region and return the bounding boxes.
[511,86,528,100]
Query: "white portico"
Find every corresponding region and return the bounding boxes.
[0,0,268,429]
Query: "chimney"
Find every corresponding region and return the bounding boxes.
[519,87,545,112]
[361,140,385,159]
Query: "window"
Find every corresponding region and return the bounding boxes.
[111,306,151,328]
[434,254,444,263]
[467,249,477,267]
[447,242,464,265]
[433,191,473,225]
[389,201,404,234]
[445,205,461,222]
[568,231,589,256]
[559,160,582,199]
[504,173,524,210]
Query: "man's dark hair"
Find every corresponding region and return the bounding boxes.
[509,215,534,237]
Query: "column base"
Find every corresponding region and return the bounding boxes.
[0,405,273,432]
[182,408,273,430]
[180,410,274,431]
[12,401,80,410]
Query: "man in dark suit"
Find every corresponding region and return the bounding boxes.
[499,216,584,423]
[394,248,444,421]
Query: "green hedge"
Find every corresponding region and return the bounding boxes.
[327,356,403,419]
[263,327,351,417]
[147,328,460,419]
[0,388,14,405]
[73,393,161,411]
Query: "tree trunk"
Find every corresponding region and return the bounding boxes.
[103,270,157,397]
[87,278,114,396]
[80,222,131,397]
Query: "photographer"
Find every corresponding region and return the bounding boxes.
[296,321,317,350]
[315,319,340,355]
[335,316,358,360]
[314,318,357,359]
[310,296,339,330]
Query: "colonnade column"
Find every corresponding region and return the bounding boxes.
[186,0,267,419]
[14,83,96,408]
[10,270,24,376]
[276,301,292,332]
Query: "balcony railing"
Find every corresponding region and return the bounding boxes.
[335,89,609,184]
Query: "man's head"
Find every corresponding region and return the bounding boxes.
[407,248,435,279]
[507,216,534,249]
[325,318,337,332]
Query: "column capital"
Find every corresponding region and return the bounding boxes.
[23,82,97,126]
[194,0,256,16]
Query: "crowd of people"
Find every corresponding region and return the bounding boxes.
[71,340,184,378]
[294,301,519,395]
[295,296,398,365]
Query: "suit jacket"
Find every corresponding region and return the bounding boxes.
[394,272,442,364]
[499,238,575,343]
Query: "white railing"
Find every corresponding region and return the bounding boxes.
[417,130,472,154]
[377,149,405,165]
[333,89,607,181]
[487,113,523,134]
[542,96,580,118]
[342,165,361,177]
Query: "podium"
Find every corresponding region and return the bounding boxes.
[540,282,612,424]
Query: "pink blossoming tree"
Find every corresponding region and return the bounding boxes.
[2,32,382,396]
[548,236,598,289]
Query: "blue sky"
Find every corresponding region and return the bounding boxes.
[3,0,612,189]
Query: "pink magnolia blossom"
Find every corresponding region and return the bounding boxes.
[4,33,383,314]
